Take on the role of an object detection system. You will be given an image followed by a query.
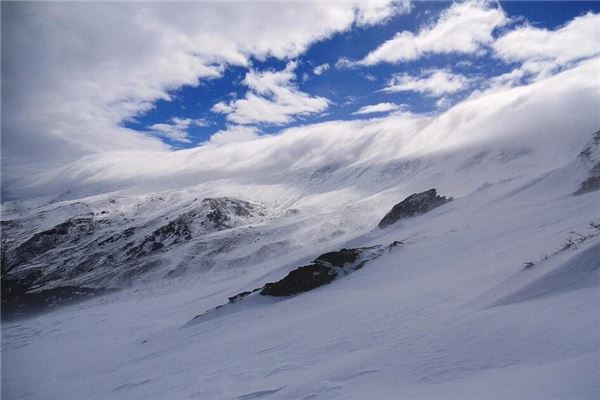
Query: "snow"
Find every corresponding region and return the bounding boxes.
[2,59,600,399]
[2,161,599,399]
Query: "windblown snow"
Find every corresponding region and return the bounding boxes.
[1,60,599,399]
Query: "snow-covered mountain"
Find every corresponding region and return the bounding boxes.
[2,62,600,399]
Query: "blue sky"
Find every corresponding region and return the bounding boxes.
[122,1,600,148]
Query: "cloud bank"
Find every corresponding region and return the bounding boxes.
[11,59,599,200]
[3,1,599,202]
[1,1,406,190]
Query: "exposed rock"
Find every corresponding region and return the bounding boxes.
[263,242,402,297]
[2,264,113,320]
[1,270,42,301]
[1,285,113,320]
[127,215,193,257]
[187,241,402,325]
[378,189,451,229]
[314,248,362,267]
[202,197,266,231]
[260,246,384,297]
[260,264,336,297]
[575,131,600,195]
[228,288,261,303]
[577,130,600,163]
[1,196,268,308]
[575,174,600,195]
[1,195,306,319]
[6,215,95,270]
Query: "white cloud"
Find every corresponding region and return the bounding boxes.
[211,62,330,125]
[211,102,235,114]
[494,12,600,65]
[355,0,412,26]
[383,69,470,97]
[14,58,599,200]
[313,63,330,76]
[353,102,405,115]
[148,117,208,143]
[205,125,261,146]
[343,96,358,106]
[2,1,407,191]
[360,0,507,65]
[335,57,355,70]
[478,12,600,93]
[493,12,600,79]
[435,97,453,110]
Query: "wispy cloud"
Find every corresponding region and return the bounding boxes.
[211,62,330,125]
[313,63,330,76]
[17,59,599,200]
[353,102,405,115]
[382,69,470,97]
[492,12,600,82]
[359,0,507,65]
[148,117,208,143]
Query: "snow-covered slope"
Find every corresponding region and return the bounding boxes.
[2,61,600,399]
[2,154,598,399]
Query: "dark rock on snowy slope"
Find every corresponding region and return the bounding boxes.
[1,266,115,320]
[260,264,336,297]
[1,197,267,315]
[575,130,600,195]
[575,174,600,195]
[187,241,402,325]
[247,241,400,297]
[260,246,382,297]
[1,283,113,320]
[4,215,96,271]
[577,130,600,163]
[377,189,451,229]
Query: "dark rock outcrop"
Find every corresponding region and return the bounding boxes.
[187,241,402,325]
[1,284,113,320]
[6,215,95,270]
[575,130,600,195]
[378,189,451,229]
[228,288,261,303]
[260,264,336,297]
[575,173,600,195]
[1,196,267,301]
[260,246,385,297]
[1,266,114,320]
[314,248,362,267]
[202,198,266,231]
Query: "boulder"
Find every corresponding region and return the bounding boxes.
[260,243,397,297]
[378,189,451,229]
[260,264,336,297]
[187,241,402,325]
